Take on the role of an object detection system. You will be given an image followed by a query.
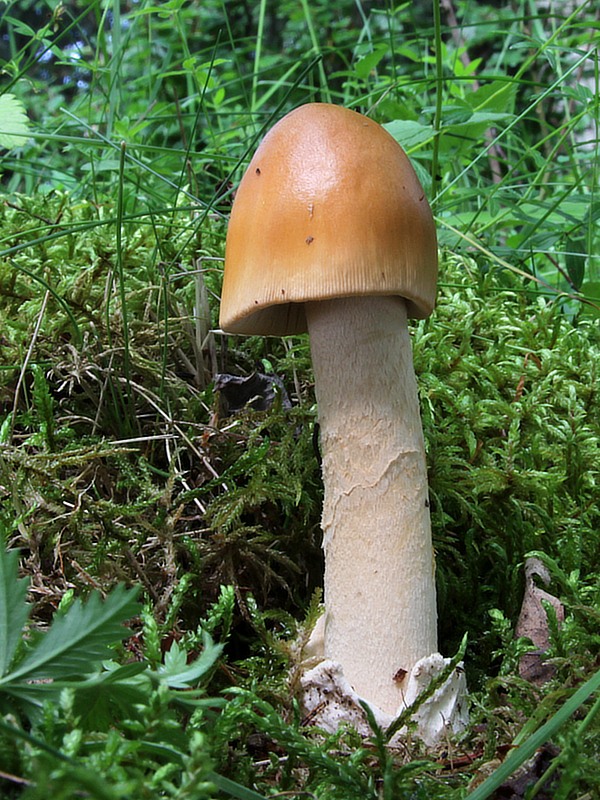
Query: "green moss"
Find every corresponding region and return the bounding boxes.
[415,254,599,676]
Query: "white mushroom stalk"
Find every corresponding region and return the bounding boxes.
[305,295,437,714]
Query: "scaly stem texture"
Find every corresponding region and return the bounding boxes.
[306,296,437,714]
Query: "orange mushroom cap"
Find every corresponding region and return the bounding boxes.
[220,103,438,336]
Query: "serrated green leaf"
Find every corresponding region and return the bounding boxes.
[163,640,188,674]
[2,660,149,722]
[0,548,30,677]
[0,93,30,149]
[157,631,223,689]
[2,584,140,685]
[71,661,150,729]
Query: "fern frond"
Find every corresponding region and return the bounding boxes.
[3,584,140,685]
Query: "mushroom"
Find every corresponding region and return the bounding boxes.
[220,103,459,727]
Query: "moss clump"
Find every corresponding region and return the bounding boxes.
[416,253,599,678]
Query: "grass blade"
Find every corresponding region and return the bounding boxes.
[467,667,600,799]
[207,772,268,800]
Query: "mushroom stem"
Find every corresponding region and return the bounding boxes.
[305,295,437,714]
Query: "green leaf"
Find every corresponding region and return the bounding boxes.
[72,661,151,729]
[3,660,151,725]
[384,119,434,151]
[580,281,600,317]
[2,17,36,38]
[354,44,388,79]
[2,584,140,685]
[157,631,223,689]
[466,80,517,114]
[0,93,30,149]
[565,237,587,289]
[0,548,30,677]
[162,640,189,674]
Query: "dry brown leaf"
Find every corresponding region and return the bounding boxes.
[515,557,564,685]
